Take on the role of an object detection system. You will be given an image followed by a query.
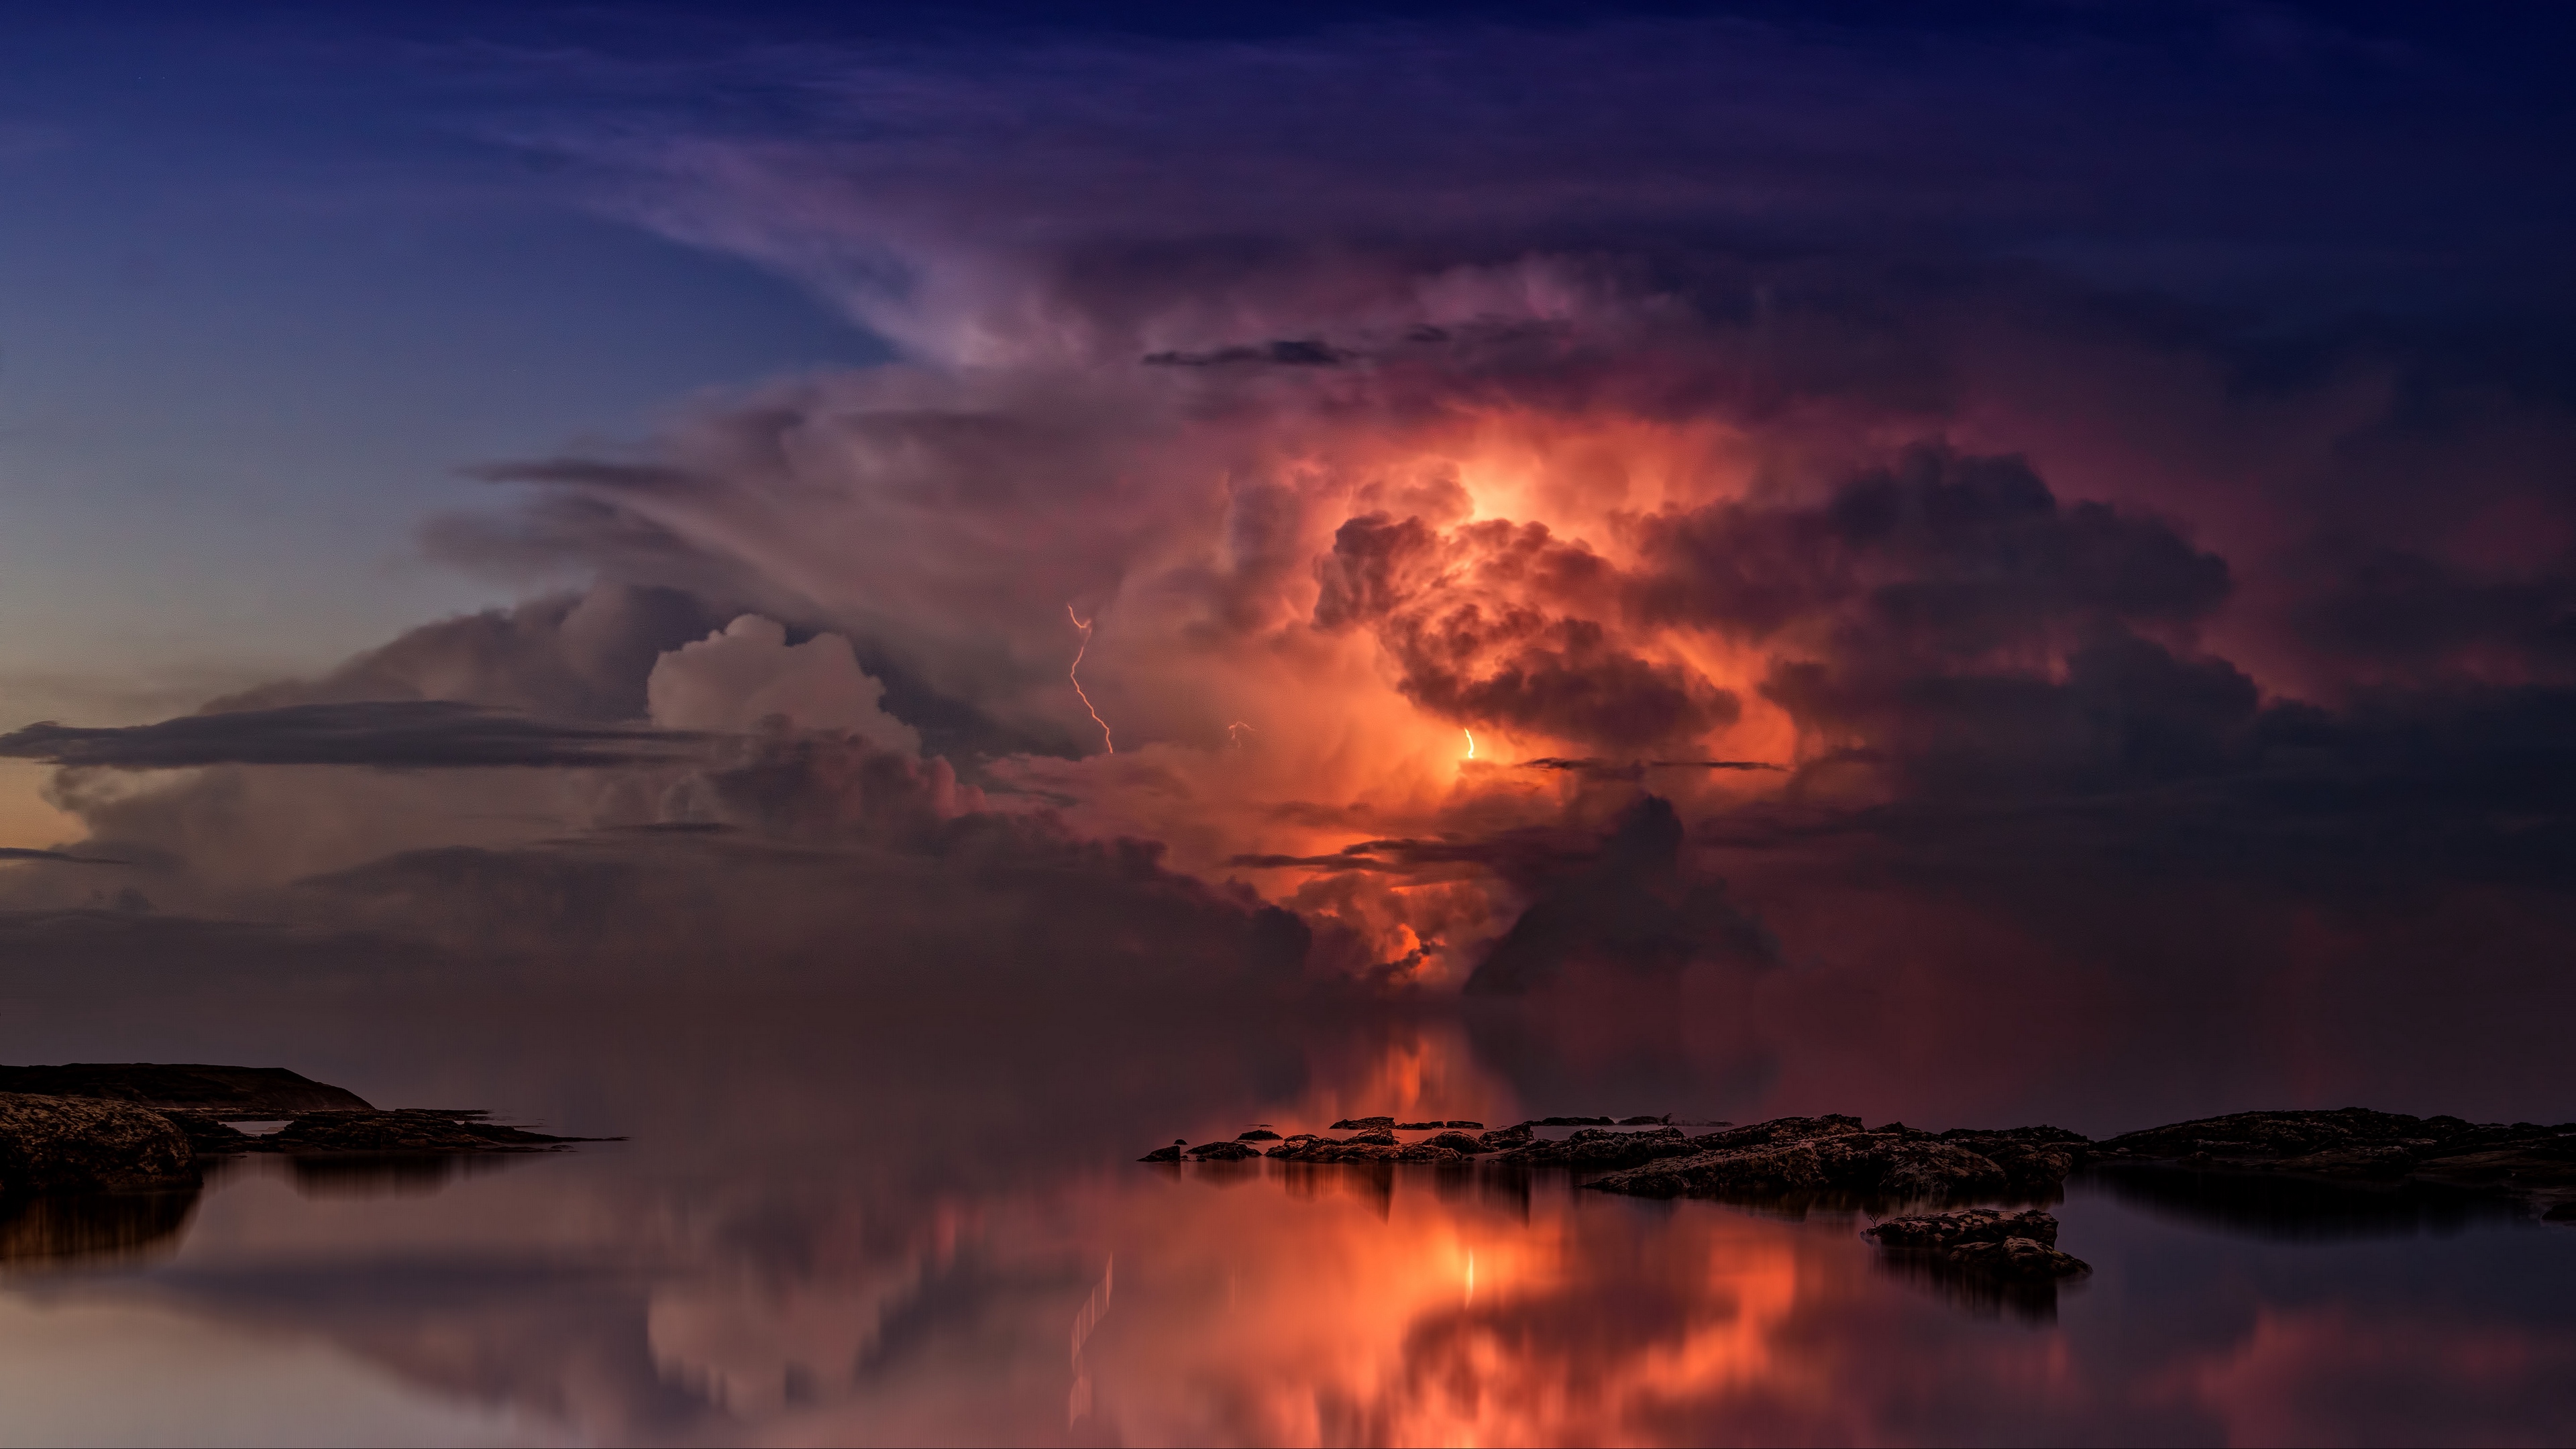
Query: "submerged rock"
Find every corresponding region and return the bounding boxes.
[1618,1115,1672,1126]
[1329,1116,1395,1130]
[1139,1144,1183,1163]
[1424,1131,1491,1154]
[0,1093,198,1194]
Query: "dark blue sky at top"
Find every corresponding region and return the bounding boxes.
[1,0,2571,719]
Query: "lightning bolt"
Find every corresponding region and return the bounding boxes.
[1067,605,1116,755]
[1463,727,1477,760]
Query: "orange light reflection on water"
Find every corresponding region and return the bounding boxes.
[1073,1162,1835,1448]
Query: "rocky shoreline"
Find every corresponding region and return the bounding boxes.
[0,1063,610,1200]
[1141,1106,2576,1224]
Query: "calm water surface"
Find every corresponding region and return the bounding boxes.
[2,985,2572,1446]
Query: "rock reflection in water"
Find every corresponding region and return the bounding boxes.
[2090,1162,2528,1241]
[286,1151,523,1199]
[0,1188,200,1269]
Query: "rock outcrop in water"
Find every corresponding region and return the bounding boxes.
[0,1094,199,1193]
[1,1063,605,1196]
[1580,1117,2088,1201]
[1495,1125,1697,1170]
[1134,1107,2575,1224]
[1864,1208,2090,1279]
[2092,1108,2576,1220]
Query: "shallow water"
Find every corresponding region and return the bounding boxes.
[2,983,2573,1447]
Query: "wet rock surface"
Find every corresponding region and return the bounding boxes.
[1862,1207,2090,1322]
[0,1093,199,1194]
[1495,1126,1697,1171]
[2093,1108,2576,1220]
[1135,1107,2574,1226]
[1947,1234,2089,1279]
[1878,1212,2087,1276]
[1581,1117,2081,1202]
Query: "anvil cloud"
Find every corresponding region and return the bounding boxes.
[4,5,2573,1121]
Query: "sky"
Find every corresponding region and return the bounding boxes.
[1,1,2573,1122]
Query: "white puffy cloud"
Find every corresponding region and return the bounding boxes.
[647,615,920,754]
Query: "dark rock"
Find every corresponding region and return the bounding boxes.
[1330,1116,1395,1130]
[1279,1140,1396,1163]
[2095,1108,2576,1222]
[1347,1129,1399,1146]
[1584,1115,2057,1201]
[264,1110,584,1155]
[1939,1126,2090,1191]
[1395,1121,1444,1130]
[1236,1128,1282,1141]
[1495,1125,1695,1171]
[164,1112,270,1155]
[1866,1207,2061,1250]
[1443,1120,1484,1129]
[1187,1140,1263,1161]
[0,1093,197,1193]
[1864,1205,2089,1323]
[1140,1145,1182,1163]
[1526,1116,1615,1127]
[0,1063,372,1114]
[1618,1115,1672,1126]
[1477,1124,1535,1150]
[1945,1236,2090,1281]
[1424,1131,1491,1154]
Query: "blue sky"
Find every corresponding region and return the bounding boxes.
[0,9,890,727]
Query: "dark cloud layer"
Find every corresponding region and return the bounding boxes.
[0,702,704,770]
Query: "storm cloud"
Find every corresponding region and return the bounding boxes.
[0,702,706,771]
